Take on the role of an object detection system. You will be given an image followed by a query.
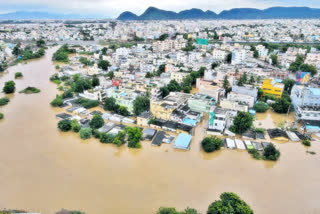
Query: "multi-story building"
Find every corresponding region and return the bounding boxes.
[261,78,284,98]
[291,85,320,109]
[187,93,216,112]
[170,72,188,84]
[151,92,192,120]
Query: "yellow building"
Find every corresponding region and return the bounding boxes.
[151,92,192,120]
[261,79,284,98]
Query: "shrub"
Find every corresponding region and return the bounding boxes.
[50,95,63,107]
[3,81,15,94]
[248,148,261,159]
[254,102,269,113]
[207,192,253,214]
[263,143,280,161]
[75,98,99,109]
[19,87,41,94]
[0,112,3,120]
[58,119,72,132]
[90,114,104,129]
[201,137,223,153]
[127,127,142,148]
[0,97,9,106]
[15,72,23,79]
[255,128,265,134]
[302,140,311,146]
[100,133,116,144]
[71,120,81,132]
[80,128,92,140]
[231,112,254,134]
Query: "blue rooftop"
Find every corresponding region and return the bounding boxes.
[309,88,320,96]
[174,134,192,150]
[183,118,197,126]
[272,79,282,85]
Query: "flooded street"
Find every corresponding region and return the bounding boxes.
[0,48,320,214]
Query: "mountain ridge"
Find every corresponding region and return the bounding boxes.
[117,6,320,20]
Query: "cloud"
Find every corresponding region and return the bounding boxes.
[0,0,319,18]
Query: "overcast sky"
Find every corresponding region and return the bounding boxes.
[0,0,319,18]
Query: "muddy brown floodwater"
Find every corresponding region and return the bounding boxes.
[0,48,320,214]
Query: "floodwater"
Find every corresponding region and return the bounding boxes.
[0,48,320,214]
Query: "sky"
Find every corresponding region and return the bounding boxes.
[0,0,319,18]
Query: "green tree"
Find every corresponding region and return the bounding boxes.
[289,55,304,72]
[211,62,219,69]
[50,95,63,107]
[231,112,254,134]
[92,75,100,87]
[100,133,116,144]
[71,120,81,133]
[158,33,169,41]
[90,114,105,129]
[58,119,72,132]
[117,106,130,116]
[253,50,259,58]
[98,60,110,70]
[201,137,223,153]
[127,127,142,148]
[167,80,181,92]
[80,128,92,140]
[207,192,253,214]
[249,75,255,84]
[156,64,166,76]
[15,72,23,79]
[263,143,280,161]
[157,207,178,214]
[79,57,93,66]
[101,47,108,55]
[272,97,291,113]
[145,72,153,78]
[300,64,317,76]
[302,140,311,146]
[104,97,118,111]
[254,102,269,113]
[133,96,150,116]
[258,88,264,100]
[3,81,15,94]
[0,97,9,106]
[106,71,114,79]
[270,54,278,66]
[283,79,295,94]
[12,42,22,56]
[36,39,45,47]
[0,112,3,120]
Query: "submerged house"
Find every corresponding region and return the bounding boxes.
[174,134,192,150]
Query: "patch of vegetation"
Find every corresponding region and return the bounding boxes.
[58,119,72,132]
[207,192,253,214]
[52,44,76,63]
[302,140,311,146]
[127,127,142,148]
[19,87,40,94]
[14,72,23,79]
[89,114,105,129]
[230,112,254,134]
[0,112,3,120]
[263,143,280,161]
[248,148,262,159]
[2,81,15,94]
[50,95,64,107]
[201,137,223,153]
[306,151,316,155]
[0,97,9,106]
[254,102,269,113]
[80,128,92,140]
[75,98,99,109]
